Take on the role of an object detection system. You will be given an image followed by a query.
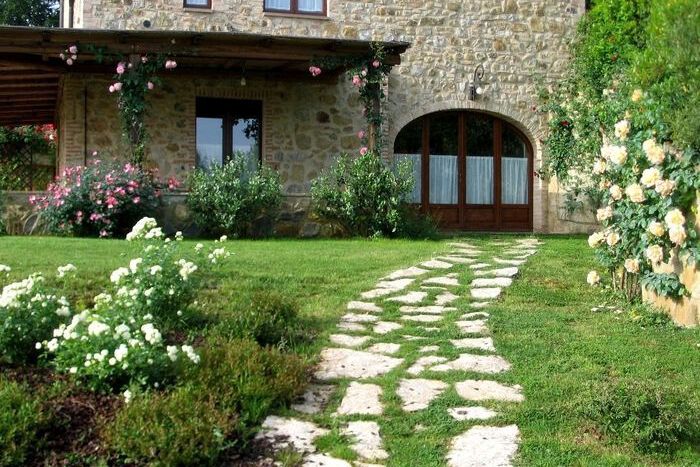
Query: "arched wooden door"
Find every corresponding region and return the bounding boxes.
[394,111,533,231]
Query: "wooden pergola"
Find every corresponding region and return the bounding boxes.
[0,26,410,127]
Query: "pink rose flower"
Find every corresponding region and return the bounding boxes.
[133,197,141,204]
[99,230,108,238]
[358,130,366,139]
[309,66,322,77]
[141,56,148,63]
[66,58,73,66]
[109,85,115,93]
[147,81,155,90]
[352,75,362,87]
[116,62,126,75]
[68,45,78,54]
[360,147,369,156]
[372,60,381,68]
[113,82,123,91]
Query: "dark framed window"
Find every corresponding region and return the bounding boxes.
[183,0,212,9]
[263,0,326,16]
[196,98,262,171]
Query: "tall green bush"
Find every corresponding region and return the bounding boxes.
[0,379,45,467]
[187,154,282,238]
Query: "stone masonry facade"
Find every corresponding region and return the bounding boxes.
[59,0,589,233]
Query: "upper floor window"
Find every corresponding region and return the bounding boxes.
[184,0,212,9]
[264,0,326,15]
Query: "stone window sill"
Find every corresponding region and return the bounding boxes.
[263,12,330,21]
[183,7,214,13]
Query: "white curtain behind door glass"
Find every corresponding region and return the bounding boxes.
[395,154,421,203]
[430,155,458,205]
[466,156,493,204]
[501,158,528,204]
[265,0,291,9]
[298,0,323,11]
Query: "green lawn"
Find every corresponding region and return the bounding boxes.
[0,235,698,465]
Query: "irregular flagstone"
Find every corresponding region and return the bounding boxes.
[471,288,502,300]
[436,291,459,305]
[383,266,430,280]
[475,267,519,278]
[419,345,439,353]
[462,311,490,319]
[423,276,460,286]
[367,343,401,355]
[418,326,440,332]
[446,425,520,467]
[342,313,379,323]
[376,278,415,291]
[455,380,525,402]
[292,384,335,415]
[491,241,513,246]
[338,322,367,333]
[336,382,383,415]
[469,263,491,270]
[407,355,448,375]
[470,301,491,309]
[471,277,513,288]
[387,291,428,304]
[344,421,389,461]
[448,406,498,421]
[452,249,481,257]
[456,319,489,334]
[399,305,456,314]
[303,454,352,467]
[401,314,442,323]
[439,256,477,264]
[373,321,402,334]
[402,334,426,341]
[397,378,449,412]
[430,353,512,374]
[257,416,329,452]
[330,334,371,348]
[493,258,526,266]
[421,259,454,269]
[361,288,397,299]
[449,242,478,249]
[451,337,496,352]
[315,348,404,380]
[347,301,383,313]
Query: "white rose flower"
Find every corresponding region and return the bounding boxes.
[655,179,676,197]
[642,138,665,165]
[624,258,640,274]
[0,264,10,274]
[614,120,630,140]
[110,267,130,284]
[669,225,687,245]
[645,245,664,264]
[56,264,77,278]
[640,167,661,188]
[114,344,129,362]
[175,231,183,241]
[129,258,143,273]
[609,185,623,201]
[625,184,645,203]
[69,367,77,374]
[593,159,607,174]
[123,389,133,404]
[194,243,204,252]
[588,231,605,248]
[219,235,228,242]
[126,217,158,241]
[606,231,620,247]
[87,321,110,336]
[596,206,613,222]
[664,208,686,228]
[648,221,665,237]
[587,270,601,286]
[602,145,628,165]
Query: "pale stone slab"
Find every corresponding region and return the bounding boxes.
[419,345,439,353]
[422,285,447,290]
[418,326,440,332]
[315,348,403,380]
[452,249,481,257]
[383,266,430,280]
[257,416,329,452]
[342,313,379,323]
[493,258,526,266]
[455,380,524,402]
[423,276,460,286]
[397,378,449,412]
[491,241,513,246]
[475,267,519,278]
[292,384,335,415]
[439,256,477,264]
[451,337,496,352]
[430,354,511,374]
[376,278,415,290]
[470,301,491,309]
[421,259,454,269]
[462,311,490,319]
[373,321,402,334]
[450,242,478,249]
[448,406,498,421]
[387,291,428,304]
[436,291,459,305]
[469,263,490,270]
[402,334,426,341]
[338,322,367,333]
[401,314,442,323]
[471,277,513,288]
[471,288,502,300]
[347,301,383,313]
[303,454,352,467]
[408,355,448,375]
[361,288,396,299]
[367,343,401,355]
[457,319,489,334]
[330,334,371,348]
[344,421,388,461]
[336,382,383,415]
[447,425,520,467]
[399,305,456,314]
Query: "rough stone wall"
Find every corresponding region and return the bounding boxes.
[68,0,586,233]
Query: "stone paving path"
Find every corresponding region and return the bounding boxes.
[257,238,543,466]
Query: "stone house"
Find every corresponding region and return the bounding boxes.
[0,0,591,234]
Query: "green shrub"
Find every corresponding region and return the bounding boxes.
[584,379,700,454]
[187,154,283,238]
[311,151,416,237]
[0,379,45,466]
[0,191,6,236]
[212,291,302,347]
[105,385,236,466]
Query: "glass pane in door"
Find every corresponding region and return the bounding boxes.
[231,118,261,173]
[393,118,423,203]
[501,125,528,204]
[428,113,458,205]
[465,114,494,205]
[196,117,223,170]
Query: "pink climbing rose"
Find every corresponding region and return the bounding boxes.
[358,130,366,139]
[116,62,126,75]
[68,45,78,54]
[360,147,369,156]
[147,81,155,90]
[372,60,381,68]
[352,75,363,87]
[309,66,322,77]
[165,60,177,70]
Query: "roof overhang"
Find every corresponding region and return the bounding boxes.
[0,26,410,126]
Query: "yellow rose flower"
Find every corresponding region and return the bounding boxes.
[609,184,623,201]
[625,184,645,203]
[588,231,605,248]
[647,221,665,237]
[655,179,676,198]
[669,225,687,245]
[645,245,664,264]
[624,258,640,274]
[664,208,686,228]
[587,270,601,286]
[606,231,620,247]
[640,167,662,188]
[614,120,630,141]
